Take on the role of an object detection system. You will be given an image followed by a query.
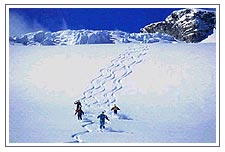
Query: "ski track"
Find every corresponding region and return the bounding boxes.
[70,45,149,143]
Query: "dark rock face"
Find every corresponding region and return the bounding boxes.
[140,8,216,43]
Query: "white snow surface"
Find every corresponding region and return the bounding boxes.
[9,43,216,144]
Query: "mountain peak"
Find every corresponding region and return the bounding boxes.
[140,8,216,43]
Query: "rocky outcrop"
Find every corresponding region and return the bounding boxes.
[140,8,216,43]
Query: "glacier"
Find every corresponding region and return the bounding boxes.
[9,29,177,46]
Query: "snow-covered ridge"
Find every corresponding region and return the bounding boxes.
[9,29,177,46]
[141,8,216,43]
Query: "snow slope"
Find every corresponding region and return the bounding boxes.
[9,43,216,144]
[201,29,216,43]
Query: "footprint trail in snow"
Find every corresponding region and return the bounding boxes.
[70,45,149,143]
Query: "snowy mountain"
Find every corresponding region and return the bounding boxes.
[9,29,177,46]
[9,8,216,45]
[140,8,216,43]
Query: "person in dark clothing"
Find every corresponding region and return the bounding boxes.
[111,104,120,114]
[74,100,82,110]
[75,107,84,120]
[97,111,109,129]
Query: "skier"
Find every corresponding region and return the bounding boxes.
[74,100,82,110]
[75,107,84,120]
[97,111,110,129]
[111,104,120,114]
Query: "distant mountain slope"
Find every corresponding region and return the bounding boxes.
[140,8,216,43]
[9,8,216,45]
[9,30,177,46]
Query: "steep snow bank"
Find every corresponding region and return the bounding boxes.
[201,29,216,43]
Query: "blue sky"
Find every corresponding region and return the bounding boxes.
[10,8,182,36]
